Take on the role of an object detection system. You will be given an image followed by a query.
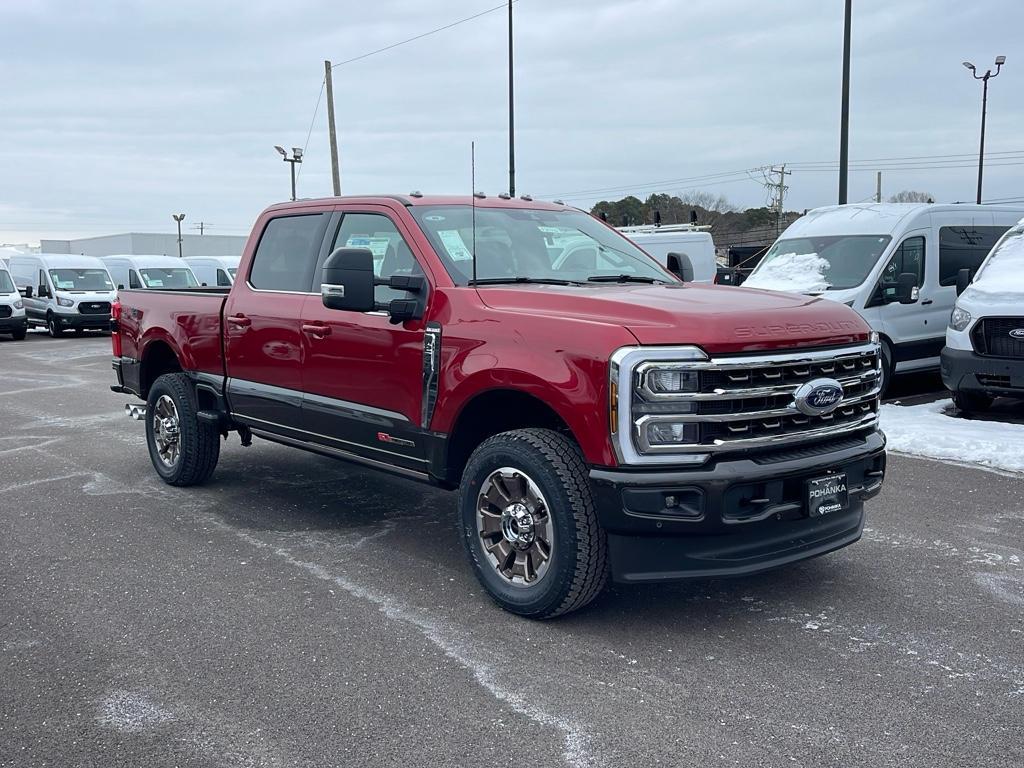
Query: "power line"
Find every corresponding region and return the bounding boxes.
[296,77,326,182]
[789,149,1024,166]
[330,1,516,69]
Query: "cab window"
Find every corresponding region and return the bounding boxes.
[331,213,423,303]
[249,213,329,292]
[874,236,924,304]
[129,270,142,289]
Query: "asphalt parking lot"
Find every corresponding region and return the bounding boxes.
[2,332,1022,768]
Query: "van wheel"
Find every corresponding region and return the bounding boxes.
[11,327,26,341]
[878,339,894,398]
[145,373,220,486]
[459,428,609,619]
[46,313,62,338]
[952,390,992,415]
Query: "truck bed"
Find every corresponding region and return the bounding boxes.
[117,288,229,381]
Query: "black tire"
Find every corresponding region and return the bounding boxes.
[46,313,62,338]
[952,390,992,414]
[458,428,609,619]
[145,372,220,486]
[878,339,894,398]
[11,327,26,341]
[74,328,85,336]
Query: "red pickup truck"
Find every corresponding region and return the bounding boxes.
[111,195,886,618]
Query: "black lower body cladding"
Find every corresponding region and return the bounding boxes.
[589,431,886,582]
[941,347,1024,399]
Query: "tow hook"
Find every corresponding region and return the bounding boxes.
[125,403,147,421]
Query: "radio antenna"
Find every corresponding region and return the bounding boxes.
[471,141,477,284]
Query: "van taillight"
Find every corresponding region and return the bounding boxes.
[110,300,122,357]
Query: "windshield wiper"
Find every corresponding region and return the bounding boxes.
[587,274,663,284]
[469,277,579,286]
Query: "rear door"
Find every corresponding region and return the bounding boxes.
[297,206,434,473]
[224,211,331,435]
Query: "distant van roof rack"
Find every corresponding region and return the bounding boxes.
[617,223,712,234]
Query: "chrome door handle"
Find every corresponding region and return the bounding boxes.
[227,315,251,327]
[301,323,331,338]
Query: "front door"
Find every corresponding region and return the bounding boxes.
[223,211,330,434]
[298,208,433,473]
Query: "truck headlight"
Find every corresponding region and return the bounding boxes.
[949,307,972,332]
[13,300,23,310]
[57,296,75,308]
[638,365,699,397]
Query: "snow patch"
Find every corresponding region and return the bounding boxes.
[880,399,1024,474]
[98,691,174,732]
[968,230,1024,297]
[743,252,831,293]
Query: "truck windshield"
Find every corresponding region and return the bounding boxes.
[410,206,672,285]
[745,235,892,292]
[139,268,199,289]
[49,269,114,291]
[0,271,14,293]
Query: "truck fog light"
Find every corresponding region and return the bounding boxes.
[645,421,699,446]
[949,307,972,332]
[646,369,699,394]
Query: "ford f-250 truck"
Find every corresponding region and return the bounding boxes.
[111,195,886,618]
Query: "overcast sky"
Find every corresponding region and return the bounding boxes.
[2,0,1022,245]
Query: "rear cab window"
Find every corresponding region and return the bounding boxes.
[248,213,330,292]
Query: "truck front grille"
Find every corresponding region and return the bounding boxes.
[618,342,881,464]
[78,301,111,315]
[972,317,1024,359]
[0,306,11,319]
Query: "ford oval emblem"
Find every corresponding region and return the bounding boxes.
[1009,328,1024,340]
[792,378,845,417]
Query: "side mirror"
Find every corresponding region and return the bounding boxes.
[321,247,376,312]
[896,272,919,304]
[667,251,695,282]
[38,285,50,299]
[117,284,125,290]
[955,268,972,296]
[21,286,33,299]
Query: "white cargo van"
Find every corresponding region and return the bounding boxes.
[100,255,199,290]
[183,255,239,287]
[744,203,1024,392]
[0,265,28,340]
[942,219,1024,412]
[619,225,718,283]
[8,253,116,337]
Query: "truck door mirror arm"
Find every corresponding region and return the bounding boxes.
[895,272,919,304]
[320,247,428,323]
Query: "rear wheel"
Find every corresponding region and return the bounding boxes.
[952,390,992,415]
[145,373,220,486]
[459,428,609,619]
[46,313,62,338]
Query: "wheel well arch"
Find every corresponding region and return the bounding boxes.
[140,340,182,398]
[442,389,575,487]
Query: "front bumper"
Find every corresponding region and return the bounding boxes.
[941,347,1024,398]
[0,315,28,333]
[590,430,886,583]
[54,311,110,331]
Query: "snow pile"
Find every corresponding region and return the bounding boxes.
[967,230,1024,297]
[880,399,1024,474]
[744,252,832,293]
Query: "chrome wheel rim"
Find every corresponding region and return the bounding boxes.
[476,467,553,587]
[152,395,181,468]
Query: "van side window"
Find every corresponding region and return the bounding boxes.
[881,236,925,287]
[249,213,328,293]
[938,225,1007,286]
[331,213,424,303]
[216,269,232,287]
[38,269,48,294]
[129,270,142,289]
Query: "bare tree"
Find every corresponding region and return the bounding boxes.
[888,190,934,203]
[677,191,738,213]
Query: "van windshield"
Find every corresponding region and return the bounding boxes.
[410,206,672,285]
[49,269,114,291]
[139,268,199,289]
[0,271,14,293]
[745,235,892,292]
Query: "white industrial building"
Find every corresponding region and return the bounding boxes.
[40,232,247,257]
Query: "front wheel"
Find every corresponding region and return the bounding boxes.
[11,326,26,340]
[47,313,62,338]
[952,390,992,415]
[458,428,609,619]
[145,373,220,486]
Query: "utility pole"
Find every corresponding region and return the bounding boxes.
[172,213,185,259]
[191,221,211,236]
[838,0,852,204]
[507,0,516,197]
[767,165,791,235]
[963,56,1005,204]
[325,60,342,196]
[875,172,882,203]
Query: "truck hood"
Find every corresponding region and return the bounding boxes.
[475,283,871,353]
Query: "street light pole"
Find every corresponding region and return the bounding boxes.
[172,213,185,259]
[963,56,1005,204]
[274,146,304,201]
